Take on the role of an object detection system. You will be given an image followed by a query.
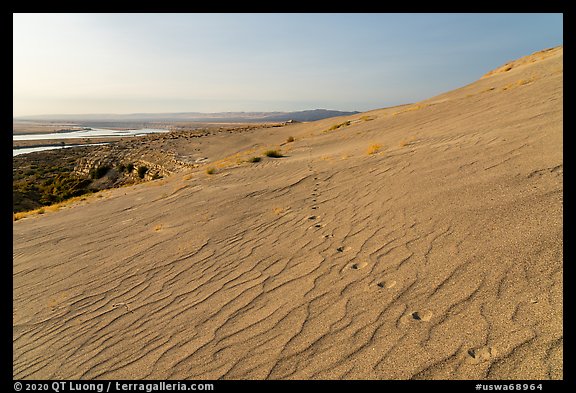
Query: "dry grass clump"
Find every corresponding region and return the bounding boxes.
[393,104,427,116]
[201,147,263,173]
[263,150,283,158]
[367,143,383,155]
[502,78,534,91]
[399,136,416,147]
[286,136,295,143]
[325,120,351,132]
[13,194,92,221]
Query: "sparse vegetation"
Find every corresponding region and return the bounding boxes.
[286,136,295,143]
[117,162,135,173]
[502,78,534,91]
[399,136,416,147]
[393,104,427,116]
[13,154,93,213]
[13,152,163,215]
[367,143,383,155]
[326,120,351,132]
[13,193,94,221]
[247,156,261,163]
[137,166,149,179]
[263,150,283,158]
[206,167,217,175]
[90,165,111,180]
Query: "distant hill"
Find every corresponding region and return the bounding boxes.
[14,109,360,124]
[260,109,360,122]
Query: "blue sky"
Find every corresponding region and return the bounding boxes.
[13,13,563,116]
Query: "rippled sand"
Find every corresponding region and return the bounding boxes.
[13,46,562,380]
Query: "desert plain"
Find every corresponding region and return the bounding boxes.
[13,46,563,380]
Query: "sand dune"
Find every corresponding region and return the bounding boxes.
[13,46,563,380]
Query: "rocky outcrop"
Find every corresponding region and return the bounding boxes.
[73,136,193,182]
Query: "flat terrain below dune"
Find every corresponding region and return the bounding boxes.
[13,47,563,380]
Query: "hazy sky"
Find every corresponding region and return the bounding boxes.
[13,13,563,117]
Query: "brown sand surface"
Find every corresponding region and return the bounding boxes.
[13,47,562,379]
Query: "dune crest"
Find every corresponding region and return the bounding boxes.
[13,47,562,380]
[481,45,562,78]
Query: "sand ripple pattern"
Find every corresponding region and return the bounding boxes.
[14,48,562,380]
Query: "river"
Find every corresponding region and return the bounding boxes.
[13,127,169,156]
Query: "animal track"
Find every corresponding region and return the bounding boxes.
[350,261,368,270]
[112,302,133,313]
[466,346,497,364]
[399,309,433,324]
[376,279,397,289]
[413,310,432,321]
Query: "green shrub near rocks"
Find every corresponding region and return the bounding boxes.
[90,165,111,179]
[137,166,149,179]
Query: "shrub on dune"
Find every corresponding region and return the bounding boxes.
[263,150,283,158]
[367,143,382,155]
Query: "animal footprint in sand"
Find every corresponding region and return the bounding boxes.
[376,279,397,289]
[411,310,433,321]
[466,346,497,364]
[350,261,368,270]
[399,309,433,324]
[112,302,134,313]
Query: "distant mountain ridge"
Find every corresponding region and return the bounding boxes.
[14,109,360,123]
